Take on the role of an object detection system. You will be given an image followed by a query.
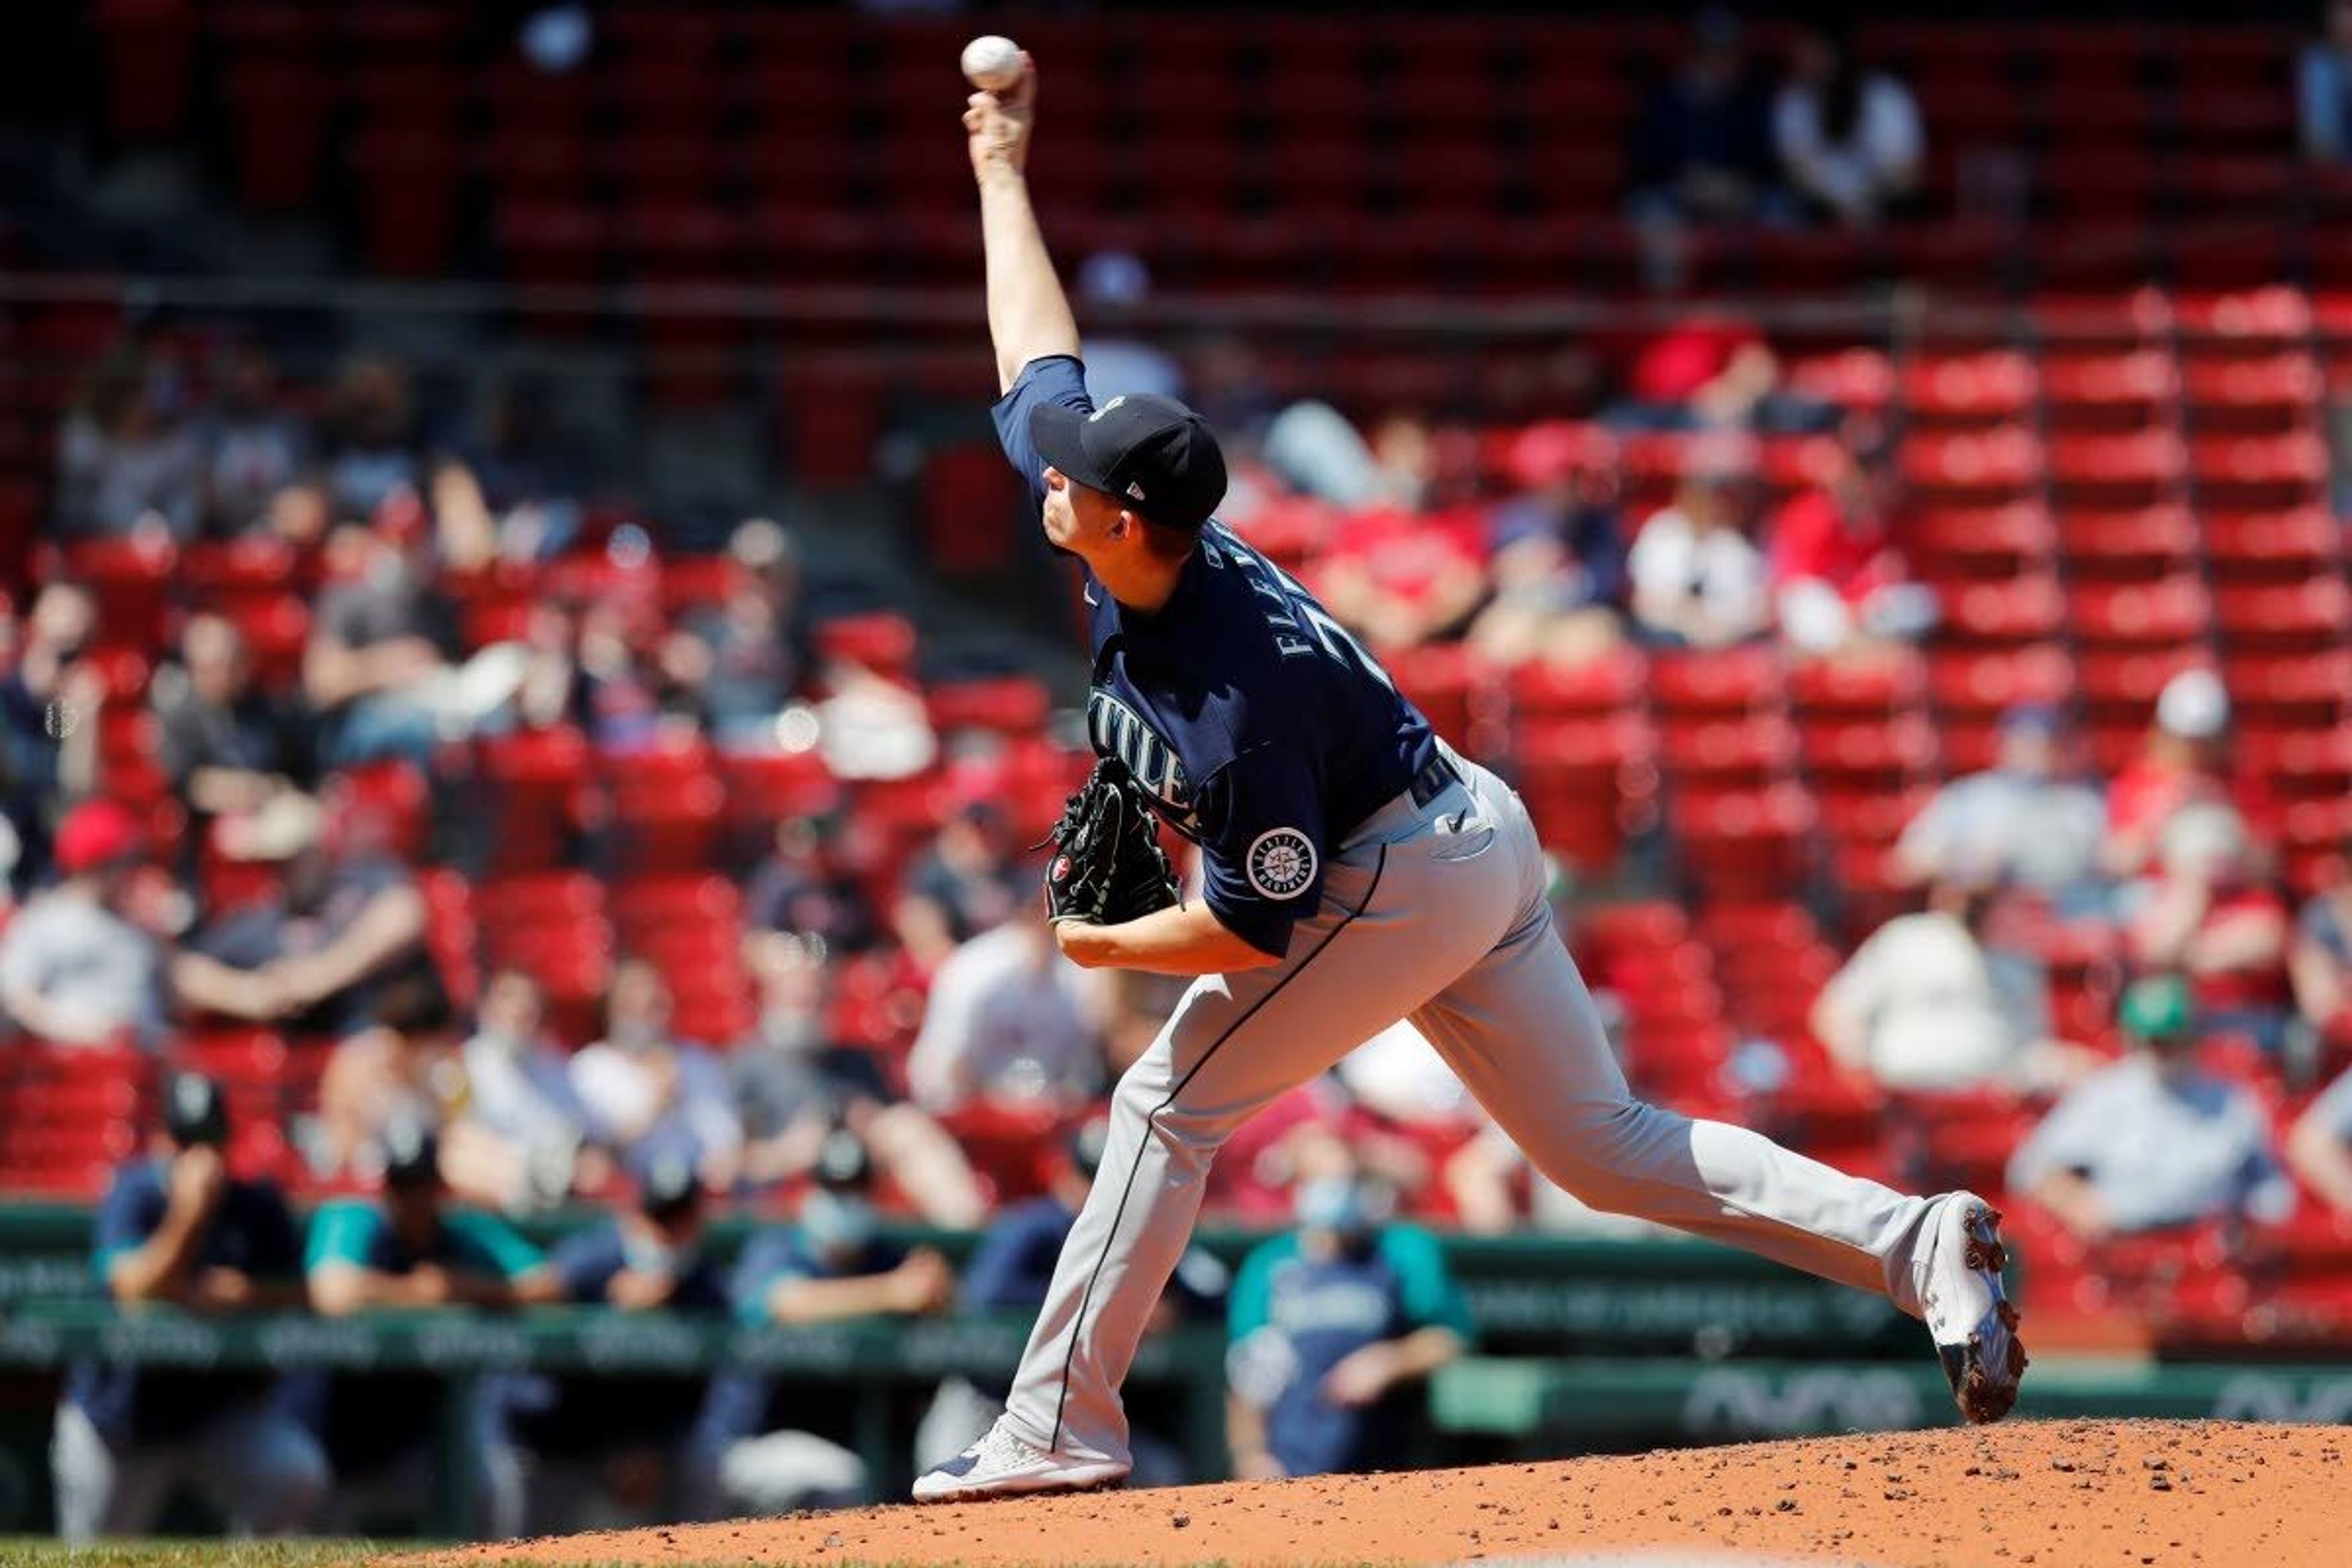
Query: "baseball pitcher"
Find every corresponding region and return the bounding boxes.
[916,51,2026,1502]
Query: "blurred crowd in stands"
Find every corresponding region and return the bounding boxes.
[9,296,2352,1268]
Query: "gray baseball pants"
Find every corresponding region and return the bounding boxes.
[1003,753,1941,1467]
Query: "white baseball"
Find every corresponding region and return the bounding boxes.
[960,34,1024,93]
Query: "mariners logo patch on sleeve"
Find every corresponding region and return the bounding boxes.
[1245,827,1318,900]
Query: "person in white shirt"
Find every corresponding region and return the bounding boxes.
[442,968,590,1212]
[2008,976,2294,1243]
[1627,443,1770,649]
[1811,878,2088,1094]
[569,958,741,1191]
[0,801,167,1049]
[1772,26,1924,229]
[905,903,1104,1115]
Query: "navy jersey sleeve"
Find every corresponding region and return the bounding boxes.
[1194,742,1330,959]
[92,1164,166,1283]
[549,1230,627,1305]
[991,355,1093,508]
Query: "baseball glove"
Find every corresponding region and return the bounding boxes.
[1039,758,1181,926]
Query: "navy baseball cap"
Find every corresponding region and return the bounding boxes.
[1030,393,1227,532]
[162,1071,228,1148]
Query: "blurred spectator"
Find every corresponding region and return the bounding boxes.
[734,932,985,1226]
[1892,704,2111,918]
[895,799,1023,965]
[660,519,810,750]
[1628,7,1783,226]
[576,597,677,755]
[1076,251,1185,403]
[1766,427,1936,657]
[198,344,309,535]
[569,957,742,1188]
[1811,876,2090,1093]
[294,1120,554,1534]
[504,1156,727,1533]
[1225,1157,1472,1482]
[2286,1056,2352,1218]
[55,347,203,540]
[442,967,592,1213]
[1626,440,1770,648]
[317,971,468,1180]
[1312,500,1488,656]
[1613,316,1796,432]
[0,799,166,1047]
[914,1117,1226,1483]
[2301,0,2352,162]
[53,1073,326,1541]
[1772,24,1923,228]
[2103,669,2283,881]
[2289,846,2352,1046]
[304,521,522,767]
[321,357,426,520]
[2007,976,2294,1243]
[745,809,881,954]
[173,793,433,1035]
[905,899,1104,1114]
[2,582,103,880]
[1333,1019,1490,1194]
[153,612,314,832]
[2127,803,2294,1054]
[1467,424,1629,668]
[702,1131,955,1512]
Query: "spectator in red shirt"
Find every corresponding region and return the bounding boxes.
[1608,316,1836,435]
[2103,669,2284,882]
[1768,426,1936,657]
[1310,503,1488,655]
[2128,802,2294,1054]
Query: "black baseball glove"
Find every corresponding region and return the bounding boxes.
[1039,758,1181,926]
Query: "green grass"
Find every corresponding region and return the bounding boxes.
[0,1544,389,1567]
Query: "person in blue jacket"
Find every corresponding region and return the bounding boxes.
[51,1072,327,1540]
[502,1153,731,1531]
[1224,1158,1473,1480]
[292,1117,556,1533]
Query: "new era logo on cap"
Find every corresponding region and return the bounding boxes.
[1032,390,1227,532]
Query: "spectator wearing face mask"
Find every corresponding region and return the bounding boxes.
[698,1132,956,1513]
[1224,1160,1472,1482]
[570,957,742,1190]
[1627,440,1771,650]
[2007,976,2294,1245]
[442,967,592,1213]
[904,894,1105,1115]
[501,1156,730,1534]
[733,932,984,1226]
[1891,704,2111,920]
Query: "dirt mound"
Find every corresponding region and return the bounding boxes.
[436,1419,2346,1566]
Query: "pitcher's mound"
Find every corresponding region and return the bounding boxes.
[443,1418,2346,1566]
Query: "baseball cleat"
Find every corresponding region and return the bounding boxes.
[1919,1193,2027,1423]
[912,1419,1129,1503]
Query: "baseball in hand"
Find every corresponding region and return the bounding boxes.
[961,34,1025,92]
